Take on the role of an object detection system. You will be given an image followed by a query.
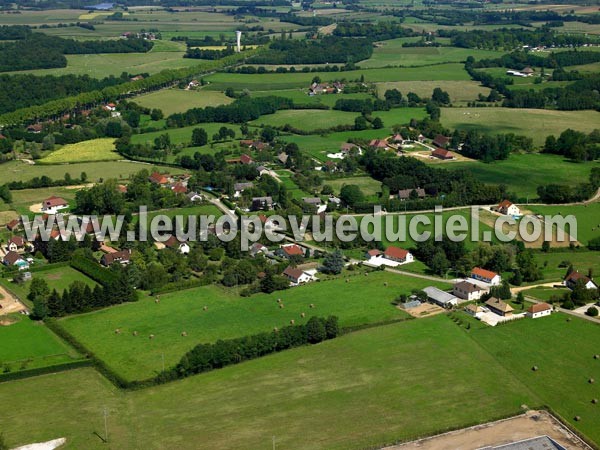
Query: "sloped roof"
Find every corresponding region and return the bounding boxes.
[527,302,552,313]
[485,297,514,313]
[384,246,410,259]
[472,267,499,280]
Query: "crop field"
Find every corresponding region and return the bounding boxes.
[204,64,470,91]
[133,88,233,116]
[3,266,98,302]
[441,107,600,147]
[359,40,504,68]
[0,314,82,372]
[1,160,182,183]
[473,313,600,445]
[377,80,491,103]
[527,203,600,246]
[59,271,451,381]
[40,138,118,164]
[250,109,358,131]
[442,153,598,199]
[1,315,539,450]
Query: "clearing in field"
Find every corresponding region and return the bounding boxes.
[133,88,233,116]
[59,271,451,381]
[441,107,600,147]
[40,138,118,164]
[0,315,537,449]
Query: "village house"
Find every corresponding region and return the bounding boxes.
[100,249,131,267]
[6,219,20,231]
[279,243,305,259]
[365,249,382,259]
[6,236,25,253]
[282,266,314,286]
[340,143,360,155]
[2,251,28,270]
[186,192,203,202]
[564,271,598,290]
[432,134,450,148]
[187,80,200,89]
[526,302,553,319]
[453,281,484,301]
[277,152,289,165]
[130,75,144,82]
[485,297,514,317]
[391,134,406,144]
[240,154,254,165]
[163,236,190,254]
[465,303,483,317]
[171,182,188,195]
[251,196,273,211]
[303,197,327,213]
[423,286,458,308]
[41,196,69,214]
[234,182,254,198]
[496,200,520,216]
[369,139,389,150]
[471,267,501,286]
[394,188,426,201]
[384,246,414,264]
[256,165,269,176]
[27,124,43,134]
[249,242,269,258]
[431,148,455,160]
[149,172,170,185]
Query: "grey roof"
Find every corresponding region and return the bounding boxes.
[423,286,458,305]
[479,435,566,450]
[454,280,482,293]
[234,182,254,191]
[252,196,273,203]
[398,188,426,199]
[303,197,322,205]
[401,300,421,309]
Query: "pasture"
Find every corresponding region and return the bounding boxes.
[376,80,491,104]
[59,271,451,380]
[443,153,598,199]
[441,107,600,146]
[527,203,600,246]
[325,176,382,197]
[40,138,118,164]
[250,109,357,131]
[131,122,242,146]
[133,88,233,116]
[0,314,82,372]
[0,315,537,449]
[473,313,600,445]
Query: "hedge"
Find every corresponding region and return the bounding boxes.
[0,359,91,383]
[70,255,117,285]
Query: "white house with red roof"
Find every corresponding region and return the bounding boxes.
[364,246,413,267]
[6,236,25,253]
[496,200,520,216]
[278,243,305,259]
[41,196,69,214]
[282,266,315,286]
[526,302,553,319]
[470,267,501,286]
[564,271,598,290]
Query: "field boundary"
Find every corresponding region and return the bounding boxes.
[0,359,92,384]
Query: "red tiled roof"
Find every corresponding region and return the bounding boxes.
[43,196,67,207]
[282,244,304,256]
[149,172,169,184]
[240,154,253,164]
[498,199,513,209]
[472,267,498,280]
[3,251,22,265]
[8,236,24,247]
[367,249,382,257]
[384,246,409,259]
[283,266,304,280]
[527,302,552,313]
[432,148,453,159]
[432,134,450,147]
[565,271,592,284]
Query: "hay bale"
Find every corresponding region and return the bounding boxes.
[132,331,138,336]
[384,282,388,287]
[290,319,295,325]
[277,298,281,303]
[592,398,598,404]
[149,334,155,340]
[309,303,315,308]
[594,354,599,360]
[574,415,581,421]
[114,328,121,334]
[181,331,187,337]
[532,366,538,371]
[203,306,208,311]
[567,318,572,322]
[273,327,279,332]
[589,378,595,384]
[155,297,160,304]
[279,304,284,309]
[300,312,305,318]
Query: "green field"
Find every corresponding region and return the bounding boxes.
[134,88,233,116]
[0,314,82,372]
[3,266,98,303]
[40,138,118,164]
[359,40,504,68]
[443,153,599,199]
[532,249,600,283]
[131,122,242,146]
[528,203,600,245]
[1,160,183,183]
[376,80,491,103]
[441,107,600,147]
[523,285,570,301]
[59,271,451,381]
[326,176,382,197]
[0,316,537,449]
[250,109,358,131]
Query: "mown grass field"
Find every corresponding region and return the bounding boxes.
[131,122,242,146]
[532,250,600,283]
[377,80,490,103]
[250,109,358,131]
[442,153,598,199]
[59,271,451,381]
[473,313,600,445]
[325,176,382,196]
[441,107,600,147]
[40,138,118,164]
[3,266,98,302]
[1,315,538,449]
[523,286,570,301]
[528,203,600,245]
[133,88,233,116]
[359,40,504,68]
[1,160,182,183]
[0,314,82,372]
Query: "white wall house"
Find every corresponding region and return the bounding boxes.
[471,267,501,286]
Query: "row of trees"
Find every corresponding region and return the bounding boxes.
[544,129,600,162]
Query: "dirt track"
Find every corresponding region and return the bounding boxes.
[384,410,591,450]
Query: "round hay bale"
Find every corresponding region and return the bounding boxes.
[277,298,281,303]
[203,306,208,311]
[114,328,121,334]
[132,331,138,336]
[309,303,315,308]
[300,312,305,318]
[567,318,572,322]
[273,327,279,332]
[181,331,187,337]
[532,366,538,371]
[149,334,155,340]
[592,398,598,404]
[155,297,160,304]
[290,319,295,325]
[574,415,581,421]
[589,378,595,384]
[279,304,284,309]
[594,354,599,360]
[384,282,388,287]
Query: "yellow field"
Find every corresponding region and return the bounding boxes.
[40,138,119,164]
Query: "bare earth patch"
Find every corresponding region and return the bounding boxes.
[401,303,446,318]
[0,285,27,315]
[385,410,590,450]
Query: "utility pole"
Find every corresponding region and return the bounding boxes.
[103,407,109,443]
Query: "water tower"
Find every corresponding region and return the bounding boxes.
[235,31,242,52]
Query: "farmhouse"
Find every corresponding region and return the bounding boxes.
[395,188,426,201]
[485,297,514,317]
[100,249,131,266]
[432,134,450,148]
[41,196,69,214]
[496,200,520,216]
[186,192,203,202]
[453,281,483,301]
[303,197,326,213]
[3,251,24,267]
[369,139,389,150]
[279,243,305,259]
[234,182,254,197]
[6,219,20,231]
[431,148,455,160]
[240,154,254,165]
[423,286,458,308]
[257,165,269,176]
[527,302,553,319]
[249,242,269,257]
[163,236,190,254]
[27,124,43,133]
[391,134,405,144]
[365,249,382,259]
[282,266,314,286]
[471,267,501,286]
[149,172,170,185]
[251,196,273,211]
[6,236,25,252]
[384,246,413,264]
[171,182,188,195]
[340,143,359,154]
[564,271,598,290]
